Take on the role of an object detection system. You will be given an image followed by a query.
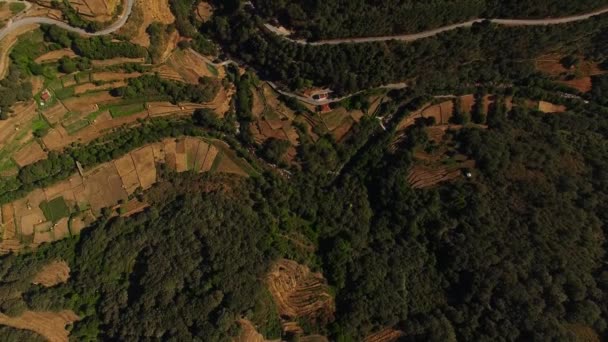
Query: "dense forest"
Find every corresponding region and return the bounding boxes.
[1,84,608,340]
[253,0,608,39]
[206,10,608,94]
[0,1,608,341]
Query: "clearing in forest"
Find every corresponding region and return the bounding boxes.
[0,310,79,342]
[538,101,567,113]
[32,260,70,287]
[266,259,335,323]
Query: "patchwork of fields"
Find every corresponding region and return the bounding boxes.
[0,137,252,253]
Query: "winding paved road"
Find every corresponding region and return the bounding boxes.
[265,5,608,45]
[0,0,134,42]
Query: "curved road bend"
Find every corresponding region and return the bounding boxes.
[0,0,135,42]
[265,6,608,46]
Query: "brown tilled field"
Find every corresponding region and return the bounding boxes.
[131,146,157,189]
[13,142,48,167]
[42,102,69,125]
[32,260,70,287]
[0,310,79,342]
[266,259,335,322]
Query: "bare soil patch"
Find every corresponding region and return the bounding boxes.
[560,77,593,93]
[0,310,79,342]
[538,101,567,113]
[32,260,70,287]
[196,1,213,22]
[266,259,335,323]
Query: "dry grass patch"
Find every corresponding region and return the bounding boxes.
[74,81,126,95]
[130,0,175,47]
[91,57,146,67]
[266,259,335,323]
[167,49,218,84]
[32,260,70,287]
[92,71,142,82]
[364,328,406,342]
[233,319,274,342]
[68,0,118,21]
[0,310,79,342]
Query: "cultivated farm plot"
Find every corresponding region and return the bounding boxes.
[266,259,335,323]
[0,310,79,342]
[407,160,475,189]
[13,141,47,167]
[3,137,253,252]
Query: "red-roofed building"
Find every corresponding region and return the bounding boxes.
[40,89,52,103]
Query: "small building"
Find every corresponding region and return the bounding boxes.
[40,89,52,103]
